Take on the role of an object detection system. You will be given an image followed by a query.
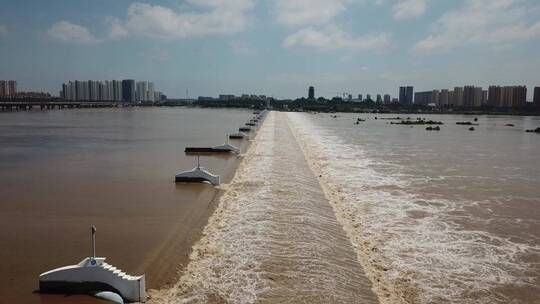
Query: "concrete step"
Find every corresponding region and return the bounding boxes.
[102,263,140,281]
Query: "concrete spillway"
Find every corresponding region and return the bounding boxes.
[150,111,379,303]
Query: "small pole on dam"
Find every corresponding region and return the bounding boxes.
[91,225,96,258]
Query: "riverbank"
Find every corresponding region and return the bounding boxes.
[2,99,539,116]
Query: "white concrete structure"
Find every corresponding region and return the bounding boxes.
[39,227,146,303]
[175,157,220,185]
[212,138,239,153]
[40,258,145,303]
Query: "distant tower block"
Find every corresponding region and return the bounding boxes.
[308,86,315,100]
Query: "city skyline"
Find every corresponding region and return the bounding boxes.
[59,79,163,102]
[3,78,539,109]
[1,0,540,99]
[196,84,540,109]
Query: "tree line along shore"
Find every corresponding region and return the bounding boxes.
[165,98,540,116]
[1,97,540,116]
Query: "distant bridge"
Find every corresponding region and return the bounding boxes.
[0,101,134,112]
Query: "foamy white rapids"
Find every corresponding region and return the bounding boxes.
[149,112,379,304]
[286,112,540,304]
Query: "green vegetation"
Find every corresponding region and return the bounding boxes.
[11,96,537,116]
[159,97,540,116]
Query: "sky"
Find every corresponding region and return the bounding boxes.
[0,0,540,99]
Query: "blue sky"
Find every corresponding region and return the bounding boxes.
[0,0,539,99]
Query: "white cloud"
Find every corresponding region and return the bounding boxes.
[392,0,428,20]
[273,0,353,26]
[230,40,257,55]
[139,47,172,62]
[267,72,348,87]
[283,25,391,51]
[0,25,7,37]
[115,0,254,39]
[187,0,253,9]
[415,0,540,52]
[47,0,254,42]
[106,17,129,39]
[46,21,100,44]
[273,1,393,53]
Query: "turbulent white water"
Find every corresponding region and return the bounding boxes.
[150,111,378,304]
[286,112,540,304]
[149,111,539,304]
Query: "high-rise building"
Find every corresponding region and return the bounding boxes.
[399,86,413,105]
[101,81,113,101]
[60,81,75,100]
[148,82,155,102]
[0,80,18,97]
[496,86,527,108]
[432,90,440,105]
[101,81,110,101]
[154,91,162,102]
[358,94,363,101]
[219,94,235,101]
[414,91,431,105]
[61,79,158,102]
[136,81,149,101]
[376,94,382,103]
[415,91,439,105]
[366,94,372,101]
[69,81,76,100]
[383,94,391,104]
[61,84,68,99]
[439,89,449,106]
[113,80,122,101]
[0,81,7,96]
[89,80,99,101]
[512,86,527,108]
[463,86,476,108]
[75,80,83,101]
[98,82,106,101]
[453,87,464,107]
[8,80,17,96]
[77,81,90,101]
[122,79,135,102]
[488,86,502,107]
[107,82,112,101]
[502,86,514,107]
[473,87,483,108]
[81,81,89,101]
[448,90,455,106]
[534,87,540,106]
[308,86,315,99]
